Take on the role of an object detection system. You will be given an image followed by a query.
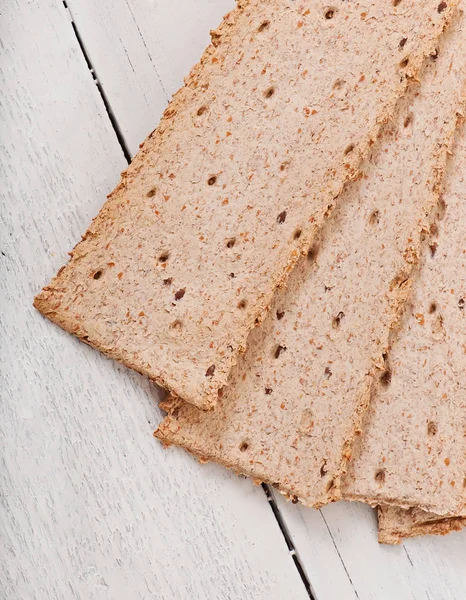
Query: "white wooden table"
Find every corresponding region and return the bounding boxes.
[2,2,465,598]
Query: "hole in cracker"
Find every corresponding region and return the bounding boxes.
[229,272,235,278]
[333,78,345,90]
[324,8,336,19]
[430,48,439,61]
[427,421,438,435]
[429,302,437,314]
[197,106,207,116]
[163,277,173,286]
[320,461,328,477]
[265,387,273,395]
[390,271,409,290]
[380,369,392,387]
[344,144,355,156]
[291,496,299,504]
[324,366,332,379]
[404,114,413,128]
[437,1,447,12]
[205,364,216,377]
[237,299,247,309]
[277,210,287,224]
[226,237,236,249]
[170,319,183,330]
[239,441,249,452]
[369,209,380,225]
[207,175,217,186]
[429,242,438,257]
[264,86,276,99]
[293,228,302,240]
[392,0,402,6]
[375,469,386,483]
[276,310,285,320]
[459,298,465,310]
[332,311,345,330]
[158,251,170,263]
[258,20,270,32]
[399,57,409,69]
[174,288,186,301]
[399,37,408,49]
[93,270,103,280]
[146,187,156,198]
[274,345,286,358]
[307,243,319,261]
[325,479,335,493]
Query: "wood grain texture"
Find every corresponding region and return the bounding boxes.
[277,496,466,600]
[0,2,310,599]
[66,0,236,155]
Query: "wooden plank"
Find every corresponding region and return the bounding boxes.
[272,493,359,600]
[277,496,466,600]
[66,0,235,154]
[0,2,310,599]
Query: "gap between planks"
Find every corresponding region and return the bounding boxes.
[62,0,132,163]
[61,3,315,597]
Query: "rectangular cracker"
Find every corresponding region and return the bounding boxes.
[155,15,466,507]
[377,505,466,545]
[34,0,457,410]
[344,112,466,515]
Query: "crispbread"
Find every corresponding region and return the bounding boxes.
[34,0,457,410]
[377,505,466,544]
[344,115,466,516]
[155,14,466,507]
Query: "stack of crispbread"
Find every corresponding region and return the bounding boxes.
[347,117,466,543]
[36,0,466,544]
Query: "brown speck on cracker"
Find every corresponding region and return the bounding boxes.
[277,211,287,224]
[205,364,216,377]
[274,345,286,358]
[258,20,270,32]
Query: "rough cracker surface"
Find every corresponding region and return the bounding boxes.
[155,16,465,507]
[345,110,466,515]
[34,0,457,409]
[378,505,466,544]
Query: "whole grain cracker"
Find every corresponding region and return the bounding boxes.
[155,14,466,507]
[34,0,457,409]
[344,112,466,516]
[377,505,466,544]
